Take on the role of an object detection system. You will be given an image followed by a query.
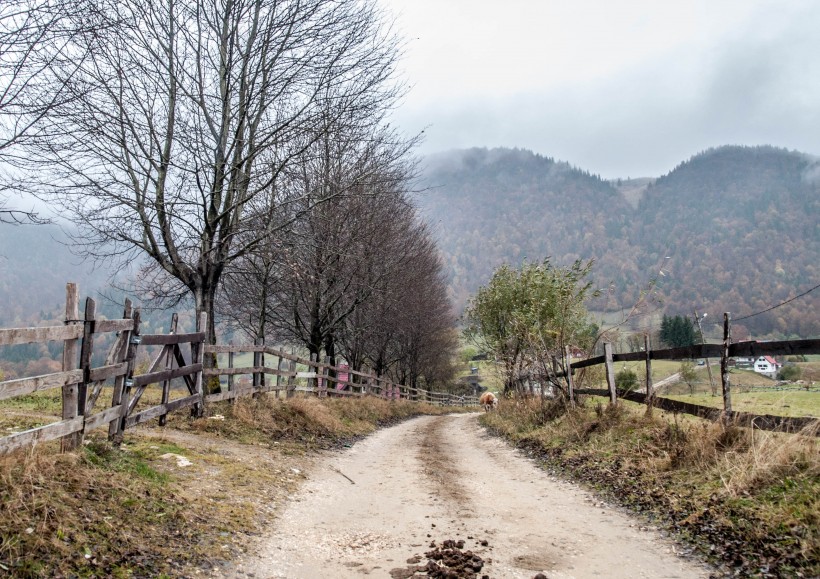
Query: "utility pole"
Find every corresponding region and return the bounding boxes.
[694,309,717,396]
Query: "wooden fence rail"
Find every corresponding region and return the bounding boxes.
[0,284,477,456]
[562,313,820,436]
[202,343,478,407]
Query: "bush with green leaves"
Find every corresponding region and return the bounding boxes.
[463,258,598,395]
[615,368,638,392]
[777,365,802,381]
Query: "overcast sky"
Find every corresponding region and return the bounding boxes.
[382,0,820,178]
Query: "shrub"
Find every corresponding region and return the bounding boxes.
[615,368,638,392]
[778,365,802,381]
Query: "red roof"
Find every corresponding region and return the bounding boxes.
[763,356,777,365]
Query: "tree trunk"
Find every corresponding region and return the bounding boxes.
[195,280,221,394]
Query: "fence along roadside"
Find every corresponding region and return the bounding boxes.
[0,284,476,457]
[565,314,820,436]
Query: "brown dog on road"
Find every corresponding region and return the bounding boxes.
[478,391,498,412]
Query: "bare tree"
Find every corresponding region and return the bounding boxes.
[17,0,405,360]
[336,221,458,389]
[217,98,418,348]
[267,172,419,362]
[0,0,90,222]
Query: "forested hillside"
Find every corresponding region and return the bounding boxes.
[0,224,110,325]
[417,146,820,338]
[2,146,818,339]
[417,148,636,310]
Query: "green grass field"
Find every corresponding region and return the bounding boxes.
[665,390,820,417]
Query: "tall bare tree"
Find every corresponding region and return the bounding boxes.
[16,0,404,356]
[0,0,89,222]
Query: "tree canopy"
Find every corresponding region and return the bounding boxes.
[463,259,597,395]
[659,314,698,348]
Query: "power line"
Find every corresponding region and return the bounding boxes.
[734,282,820,321]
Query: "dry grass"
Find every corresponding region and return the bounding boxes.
[0,394,471,577]
[481,397,819,577]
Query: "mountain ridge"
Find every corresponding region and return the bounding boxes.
[416,144,820,338]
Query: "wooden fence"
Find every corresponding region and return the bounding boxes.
[203,343,476,406]
[561,314,820,435]
[0,284,476,456]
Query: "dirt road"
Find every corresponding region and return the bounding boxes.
[225,414,711,578]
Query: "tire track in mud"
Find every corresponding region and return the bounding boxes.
[417,416,473,510]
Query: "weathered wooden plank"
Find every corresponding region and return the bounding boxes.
[204,344,266,354]
[132,363,203,387]
[171,345,196,393]
[76,297,96,426]
[84,405,123,431]
[0,324,85,346]
[159,314,178,427]
[729,339,820,358]
[88,312,132,414]
[722,313,733,414]
[604,343,617,405]
[88,362,128,383]
[93,319,135,334]
[0,417,84,456]
[140,332,205,346]
[106,298,134,442]
[147,344,175,374]
[296,371,317,379]
[571,355,605,369]
[575,389,820,436]
[192,311,206,418]
[0,369,84,401]
[203,367,297,378]
[647,344,723,361]
[124,394,200,429]
[61,283,81,452]
[205,387,253,403]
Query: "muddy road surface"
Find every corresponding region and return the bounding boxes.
[225,414,711,578]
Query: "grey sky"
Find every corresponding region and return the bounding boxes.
[382,0,820,178]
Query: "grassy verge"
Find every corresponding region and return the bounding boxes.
[481,397,819,578]
[0,395,468,578]
[665,390,820,418]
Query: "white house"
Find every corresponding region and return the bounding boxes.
[753,356,780,375]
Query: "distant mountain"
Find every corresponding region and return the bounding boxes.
[417,148,635,311]
[630,145,820,338]
[416,146,820,338]
[1,146,817,339]
[0,224,121,326]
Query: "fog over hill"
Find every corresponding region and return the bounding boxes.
[416,145,820,338]
[1,145,818,339]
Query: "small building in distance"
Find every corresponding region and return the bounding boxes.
[753,356,780,375]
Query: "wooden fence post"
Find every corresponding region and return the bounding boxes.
[274,355,282,399]
[252,337,263,398]
[192,312,207,417]
[286,357,296,398]
[72,296,97,447]
[108,300,133,439]
[158,313,178,426]
[564,345,575,407]
[319,356,329,398]
[721,313,733,416]
[113,307,141,444]
[644,334,653,412]
[227,344,235,394]
[604,342,617,405]
[60,283,81,452]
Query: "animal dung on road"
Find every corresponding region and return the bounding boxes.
[389,538,487,578]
